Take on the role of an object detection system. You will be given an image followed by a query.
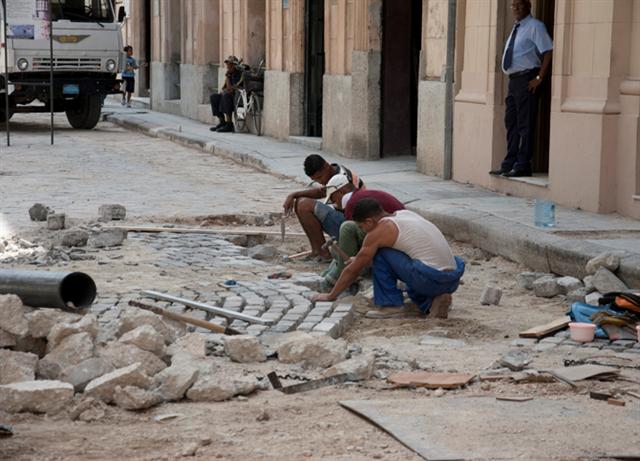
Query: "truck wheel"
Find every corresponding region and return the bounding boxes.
[66,94,102,129]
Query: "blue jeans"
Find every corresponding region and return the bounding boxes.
[313,201,345,240]
[373,248,465,313]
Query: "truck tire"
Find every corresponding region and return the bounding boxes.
[66,94,102,129]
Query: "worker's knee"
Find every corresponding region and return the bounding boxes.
[339,221,359,239]
[295,197,316,215]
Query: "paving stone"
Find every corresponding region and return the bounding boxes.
[296,322,317,332]
[98,204,127,221]
[480,285,502,305]
[313,321,341,339]
[224,335,266,363]
[333,303,354,313]
[277,333,348,368]
[0,380,74,414]
[272,321,295,333]
[89,228,127,248]
[47,213,66,230]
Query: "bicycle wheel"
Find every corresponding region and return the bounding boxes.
[233,91,247,133]
[248,92,262,136]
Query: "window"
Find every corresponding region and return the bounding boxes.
[51,0,114,22]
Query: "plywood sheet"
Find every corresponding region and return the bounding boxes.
[519,315,571,338]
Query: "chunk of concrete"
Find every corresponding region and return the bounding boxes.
[98,204,127,221]
[277,333,348,368]
[119,325,166,357]
[14,335,47,358]
[223,335,266,363]
[583,275,596,292]
[0,380,74,414]
[47,213,66,230]
[47,314,98,351]
[321,354,375,381]
[166,333,207,359]
[248,244,278,260]
[480,286,502,306]
[592,267,628,294]
[26,309,80,339]
[586,252,622,275]
[516,272,549,290]
[0,329,17,348]
[499,350,532,371]
[60,230,89,247]
[97,342,167,377]
[113,385,162,411]
[557,276,583,294]
[58,357,115,392]
[585,291,603,306]
[117,306,180,344]
[153,362,199,401]
[0,294,30,337]
[29,203,52,222]
[186,375,260,402]
[84,363,151,403]
[567,288,589,304]
[38,332,94,380]
[89,228,127,248]
[532,276,562,298]
[0,350,38,384]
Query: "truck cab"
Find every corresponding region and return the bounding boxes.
[1,0,124,128]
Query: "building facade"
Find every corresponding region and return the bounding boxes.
[121,0,640,220]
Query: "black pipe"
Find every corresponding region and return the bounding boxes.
[0,270,97,310]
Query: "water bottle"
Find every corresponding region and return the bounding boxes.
[534,199,555,228]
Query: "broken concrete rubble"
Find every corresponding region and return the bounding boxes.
[47,314,98,351]
[0,349,38,384]
[516,272,548,290]
[499,350,532,371]
[89,228,127,248]
[29,203,53,222]
[119,324,166,357]
[38,332,95,380]
[186,375,261,402]
[321,354,375,381]
[592,267,629,294]
[277,333,348,368]
[98,342,168,376]
[117,306,181,344]
[98,204,127,221]
[0,294,30,337]
[586,251,622,274]
[58,357,115,392]
[556,276,583,294]
[532,276,562,298]
[0,380,74,414]
[60,230,89,247]
[248,244,278,260]
[113,385,163,410]
[47,213,66,230]
[26,309,80,339]
[153,362,199,401]
[0,329,17,348]
[84,363,151,403]
[224,335,267,363]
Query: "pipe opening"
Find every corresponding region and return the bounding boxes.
[59,272,97,309]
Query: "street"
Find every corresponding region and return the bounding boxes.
[1,115,639,460]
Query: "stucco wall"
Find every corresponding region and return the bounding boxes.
[263,70,304,140]
[417,80,446,176]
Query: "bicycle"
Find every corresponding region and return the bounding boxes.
[232,60,264,136]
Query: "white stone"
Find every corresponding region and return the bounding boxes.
[0,380,74,414]
[277,333,348,368]
[89,228,127,248]
[480,285,502,305]
[516,272,548,290]
[583,275,596,292]
[585,291,603,306]
[84,363,151,403]
[0,349,38,384]
[97,342,168,376]
[38,332,95,380]
[532,276,562,298]
[186,375,260,402]
[58,357,115,392]
[556,276,583,294]
[166,333,207,358]
[224,335,266,363]
[321,354,375,381]
[592,267,628,294]
[113,385,162,410]
[0,294,30,337]
[119,325,166,357]
[153,362,199,401]
[26,309,80,339]
[47,314,98,351]
[117,306,181,343]
[586,251,622,275]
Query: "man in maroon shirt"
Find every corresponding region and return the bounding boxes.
[320,175,404,286]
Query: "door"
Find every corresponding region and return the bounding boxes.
[380,0,422,157]
[304,0,324,137]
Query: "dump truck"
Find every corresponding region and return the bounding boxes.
[0,0,124,128]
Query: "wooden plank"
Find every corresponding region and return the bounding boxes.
[113,226,306,237]
[519,316,571,338]
[388,372,475,389]
[496,396,534,402]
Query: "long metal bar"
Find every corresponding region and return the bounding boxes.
[48,0,53,145]
[443,0,457,180]
[267,372,355,394]
[3,0,10,146]
[142,290,273,325]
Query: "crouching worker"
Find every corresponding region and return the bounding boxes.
[313,198,465,319]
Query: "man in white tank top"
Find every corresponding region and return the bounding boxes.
[313,198,465,319]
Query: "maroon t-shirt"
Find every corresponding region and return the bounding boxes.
[344,189,405,220]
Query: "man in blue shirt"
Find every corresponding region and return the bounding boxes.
[490,0,553,177]
[209,56,243,133]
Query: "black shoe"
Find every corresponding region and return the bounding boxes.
[216,122,234,133]
[489,168,510,176]
[503,168,532,178]
[210,122,226,132]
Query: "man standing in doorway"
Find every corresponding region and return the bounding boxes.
[490,0,553,178]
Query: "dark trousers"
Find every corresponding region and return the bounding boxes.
[502,69,539,172]
[210,92,234,120]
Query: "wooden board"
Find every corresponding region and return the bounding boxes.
[113,226,306,237]
[496,396,533,402]
[519,315,571,338]
[388,372,475,389]
[550,364,620,382]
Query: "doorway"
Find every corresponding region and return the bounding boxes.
[532,0,554,174]
[143,0,151,95]
[304,0,324,137]
[380,0,422,157]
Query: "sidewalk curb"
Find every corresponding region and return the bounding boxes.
[106,112,640,289]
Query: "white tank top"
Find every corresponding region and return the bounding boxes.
[383,210,456,271]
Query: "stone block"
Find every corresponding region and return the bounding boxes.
[166,332,207,358]
[98,342,167,377]
[480,285,502,305]
[586,251,622,274]
[557,276,583,294]
[0,329,17,348]
[313,321,341,338]
[592,267,628,294]
[0,350,38,384]
[38,332,95,380]
[153,362,199,401]
[186,375,260,402]
[516,272,549,290]
[60,230,89,247]
[119,325,166,357]
[223,335,267,363]
[26,309,80,339]
[499,349,531,371]
[532,276,561,298]
[296,322,316,331]
[58,357,115,392]
[98,204,127,221]
[0,380,74,414]
[117,306,181,343]
[321,353,375,381]
[567,288,589,303]
[0,294,30,337]
[85,363,151,403]
[583,275,596,292]
[47,213,66,230]
[248,244,278,260]
[47,314,98,351]
[113,385,162,411]
[277,333,347,368]
[29,203,52,222]
[89,229,127,248]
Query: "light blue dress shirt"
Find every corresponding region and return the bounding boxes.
[502,15,553,75]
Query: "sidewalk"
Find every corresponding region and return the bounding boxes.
[102,103,640,288]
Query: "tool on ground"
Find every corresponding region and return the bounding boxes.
[142,290,272,325]
[564,358,640,371]
[283,249,313,261]
[0,269,96,310]
[322,237,350,262]
[267,371,355,394]
[0,424,13,437]
[129,300,241,335]
[113,226,306,237]
[280,216,286,242]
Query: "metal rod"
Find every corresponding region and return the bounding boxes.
[142,290,273,325]
[48,0,53,145]
[117,226,306,237]
[3,0,10,146]
[0,269,97,310]
[443,0,457,180]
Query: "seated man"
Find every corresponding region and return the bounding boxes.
[321,175,405,286]
[313,198,465,319]
[283,154,363,260]
[209,56,243,133]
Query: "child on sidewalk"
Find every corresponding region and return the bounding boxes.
[121,45,141,108]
